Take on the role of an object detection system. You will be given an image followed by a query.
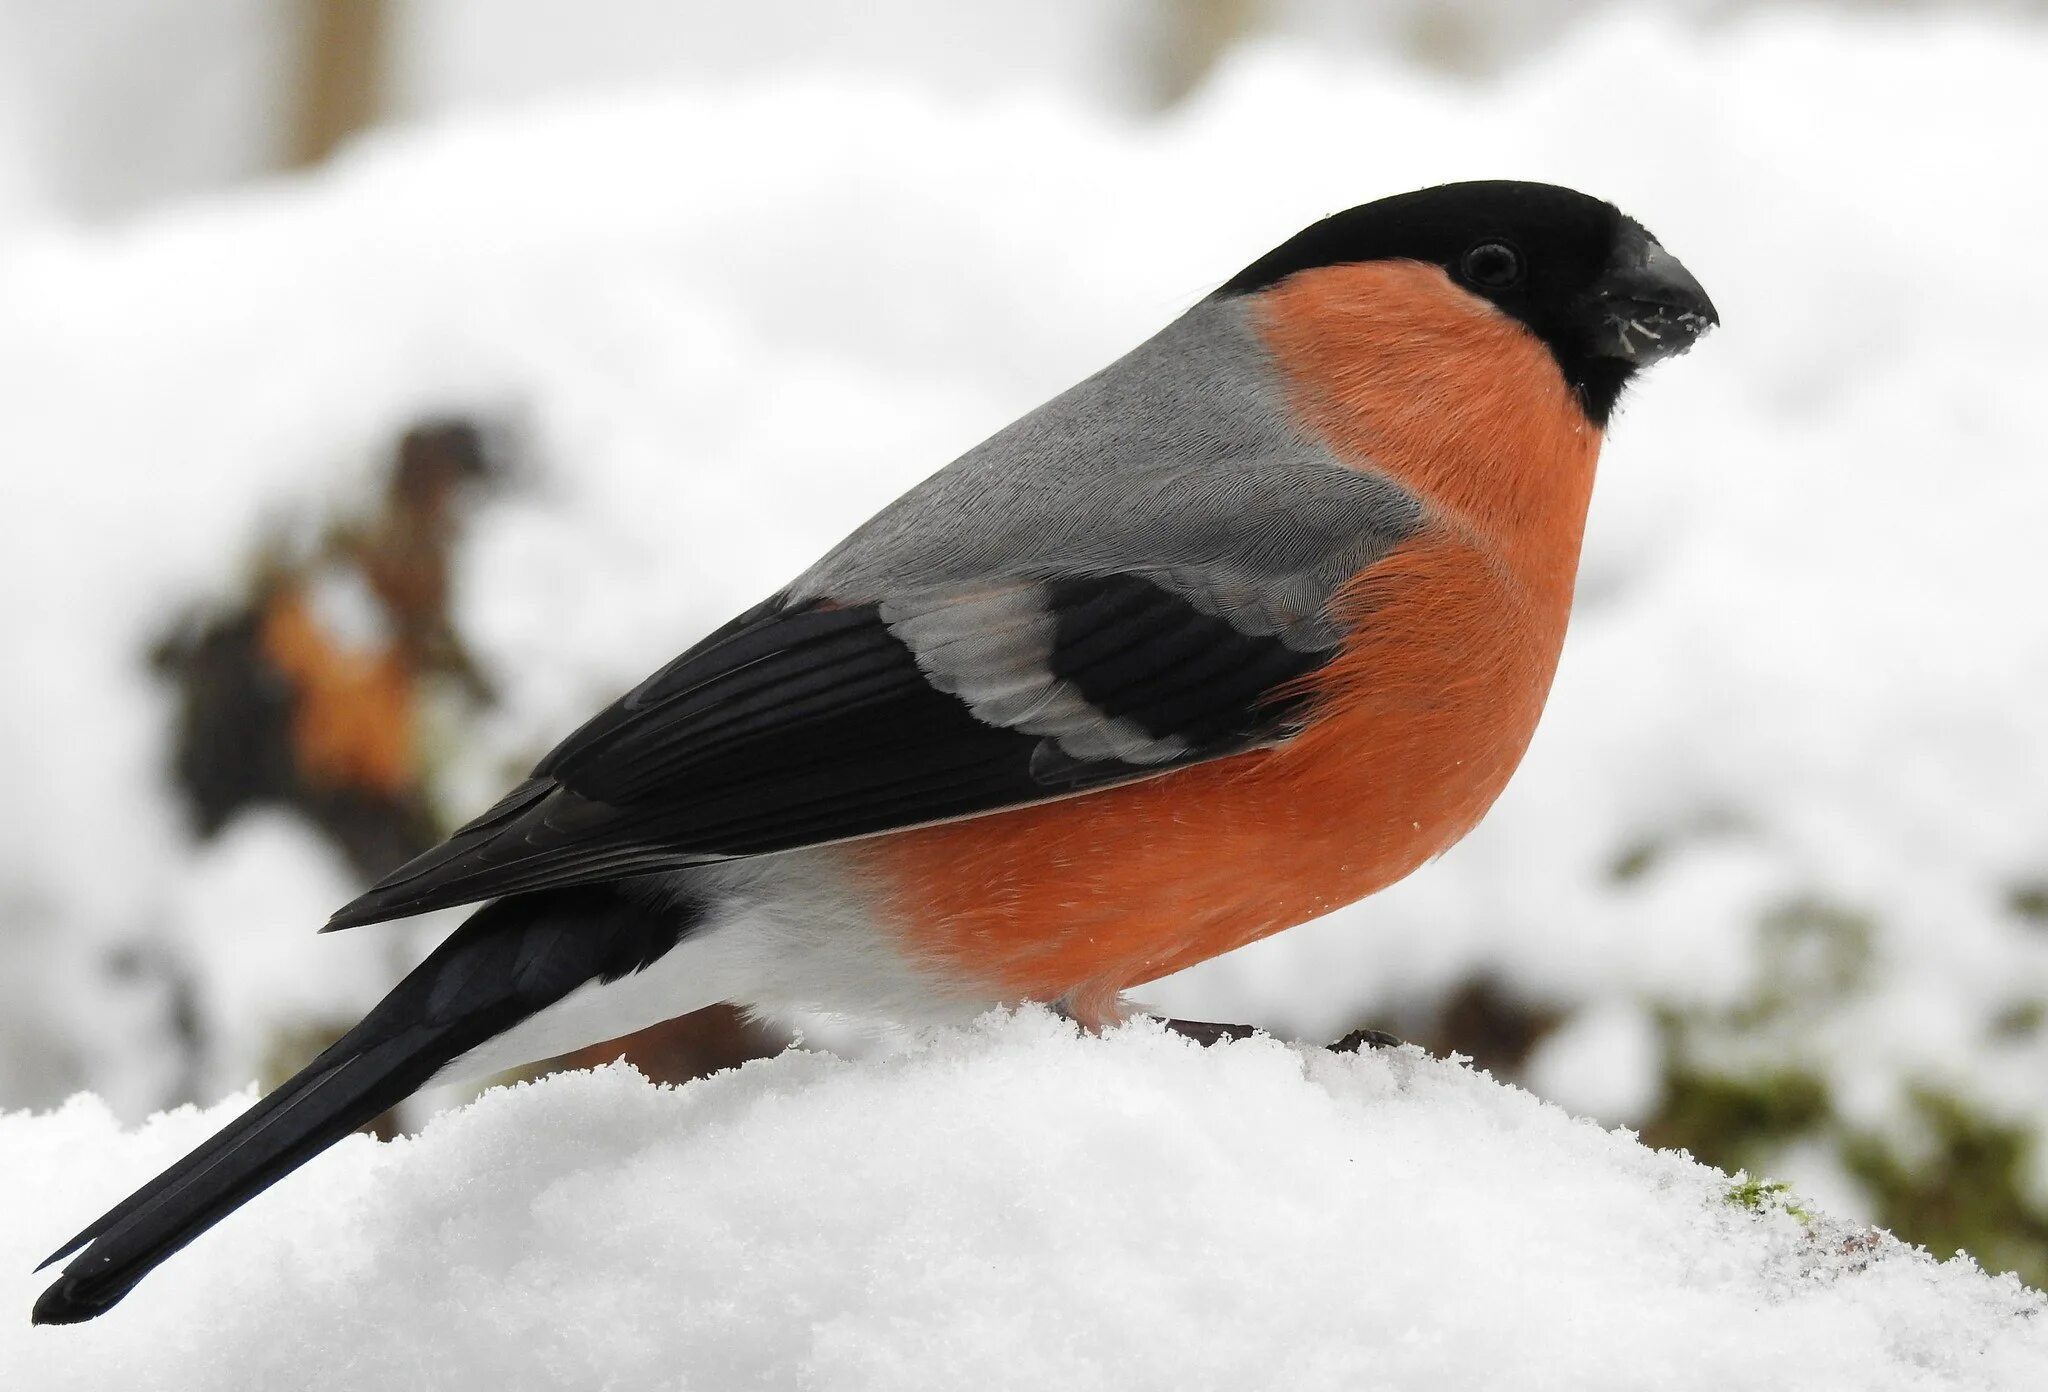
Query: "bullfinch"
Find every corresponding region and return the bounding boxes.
[32,179,1716,1324]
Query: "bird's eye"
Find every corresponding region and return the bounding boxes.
[1460,242,1523,289]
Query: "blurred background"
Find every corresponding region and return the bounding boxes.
[2,0,2045,1283]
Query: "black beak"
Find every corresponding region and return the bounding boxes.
[1586,225,1718,365]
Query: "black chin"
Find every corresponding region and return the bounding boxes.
[1570,357,1637,430]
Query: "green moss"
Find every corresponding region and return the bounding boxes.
[1619,891,2048,1294]
[1726,1174,1781,1210]
[1647,1062,2048,1288]
[1725,1174,1813,1223]
[1842,1087,2048,1287]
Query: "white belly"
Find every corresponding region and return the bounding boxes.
[438,849,990,1082]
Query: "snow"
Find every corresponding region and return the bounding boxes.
[5,1014,2044,1390]
[0,0,288,218]
[0,0,2046,1297]
[20,1,2042,219]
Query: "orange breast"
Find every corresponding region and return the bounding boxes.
[856,262,1602,1022]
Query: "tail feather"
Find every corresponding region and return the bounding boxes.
[31,884,694,1325]
[36,1031,405,1272]
[33,1027,473,1324]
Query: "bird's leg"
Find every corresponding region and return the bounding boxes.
[1054,989,1408,1052]
[1327,1027,1406,1052]
[1152,1017,1409,1051]
[1155,1017,1261,1047]
[1051,993,1264,1045]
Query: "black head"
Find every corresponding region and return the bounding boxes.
[1219,180,1717,427]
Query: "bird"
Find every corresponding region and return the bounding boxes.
[31,179,1716,1324]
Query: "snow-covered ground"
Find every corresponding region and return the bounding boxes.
[1,0,2047,1331]
[7,1015,2044,1390]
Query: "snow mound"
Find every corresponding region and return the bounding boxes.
[6,1015,2042,1390]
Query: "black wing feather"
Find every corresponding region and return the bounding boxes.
[326,577,1334,930]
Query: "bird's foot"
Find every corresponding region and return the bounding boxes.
[1328,1027,1407,1052]
[1155,1017,1262,1047]
[1154,1017,1409,1051]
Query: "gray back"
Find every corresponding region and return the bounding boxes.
[790,297,1420,652]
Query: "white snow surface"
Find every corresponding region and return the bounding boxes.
[5,1013,2044,1390]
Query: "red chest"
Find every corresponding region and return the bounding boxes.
[859,262,1602,1018]
[855,526,1568,1014]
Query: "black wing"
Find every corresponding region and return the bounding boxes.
[326,576,1335,929]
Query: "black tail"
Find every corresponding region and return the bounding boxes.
[32,884,692,1325]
